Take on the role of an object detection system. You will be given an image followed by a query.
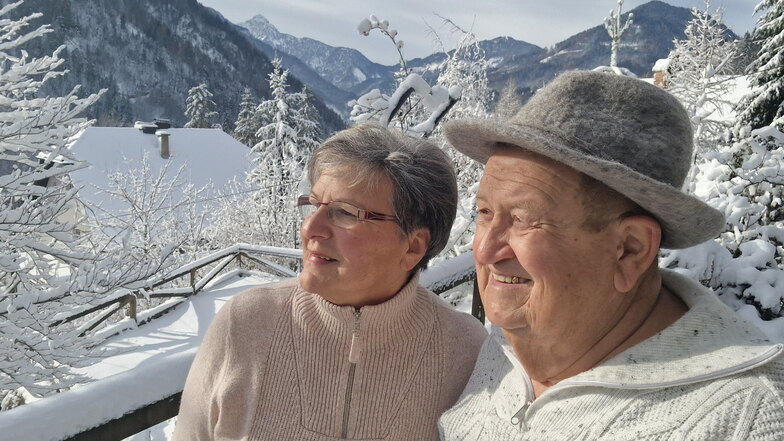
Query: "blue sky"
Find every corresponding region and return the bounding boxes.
[198,0,760,65]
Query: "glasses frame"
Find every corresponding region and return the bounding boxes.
[297,195,399,227]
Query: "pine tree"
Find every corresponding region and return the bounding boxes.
[247,59,316,249]
[296,86,322,154]
[232,88,256,147]
[667,1,737,170]
[184,83,218,128]
[494,79,523,120]
[0,2,105,404]
[736,0,784,131]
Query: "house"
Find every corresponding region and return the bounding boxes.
[68,124,256,226]
[652,58,670,87]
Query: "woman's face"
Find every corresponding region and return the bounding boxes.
[299,169,427,306]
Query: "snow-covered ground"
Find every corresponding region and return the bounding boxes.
[0,271,279,441]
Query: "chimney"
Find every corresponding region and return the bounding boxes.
[156,130,171,158]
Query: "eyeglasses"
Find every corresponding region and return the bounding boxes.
[296,195,398,228]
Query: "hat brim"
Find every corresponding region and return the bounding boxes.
[444,118,725,249]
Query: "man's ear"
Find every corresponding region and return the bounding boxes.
[401,228,431,271]
[614,216,661,293]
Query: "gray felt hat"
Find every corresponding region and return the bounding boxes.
[444,70,725,249]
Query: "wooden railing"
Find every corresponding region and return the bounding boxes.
[48,244,302,339]
[7,248,480,441]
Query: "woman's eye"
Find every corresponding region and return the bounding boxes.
[333,208,357,221]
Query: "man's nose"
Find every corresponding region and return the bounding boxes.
[473,222,514,264]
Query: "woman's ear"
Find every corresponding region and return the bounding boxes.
[401,228,431,271]
[614,216,661,293]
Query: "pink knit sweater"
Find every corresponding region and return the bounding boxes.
[172,275,487,440]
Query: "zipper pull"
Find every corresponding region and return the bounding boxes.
[348,308,362,363]
[510,401,532,431]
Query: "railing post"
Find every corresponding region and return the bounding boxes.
[471,274,485,324]
[127,295,137,321]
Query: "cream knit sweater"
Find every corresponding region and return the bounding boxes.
[439,270,784,440]
[173,275,487,441]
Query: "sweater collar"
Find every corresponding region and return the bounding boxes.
[495,269,783,391]
[297,272,429,341]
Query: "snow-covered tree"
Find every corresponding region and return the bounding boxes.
[594,0,637,76]
[297,86,322,146]
[663,125,784,332]
[421,17,495,257]
[351,15,462,137]
[184,83,218,129]
[232,88,256,147]
[431,17,493,123]
[494,79,523,120]
[216,59,319,250]
[86,154,210,276]
[667,1,737,174]
[0,1,106,404]
[736,0,784,131]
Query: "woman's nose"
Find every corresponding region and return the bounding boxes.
[301,205,332,240]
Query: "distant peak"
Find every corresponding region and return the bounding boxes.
[242,14,279,33]
[247,14,270,24]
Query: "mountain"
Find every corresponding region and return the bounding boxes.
[0,0,345,134]
[488,1,737,97]
[240,15,393,95]
[238,15,542,101]
[239,1,723,114]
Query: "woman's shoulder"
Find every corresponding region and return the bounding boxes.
[223,278,299,327]
[232,277,299,304]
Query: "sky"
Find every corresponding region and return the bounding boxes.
[197,0,761,65]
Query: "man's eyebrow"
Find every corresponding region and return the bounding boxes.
[475,195,548,211]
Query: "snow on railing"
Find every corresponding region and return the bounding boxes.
[47,243,302,338]
[2,251,478,441]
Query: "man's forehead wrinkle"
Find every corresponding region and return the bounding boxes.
[482,162,573,206]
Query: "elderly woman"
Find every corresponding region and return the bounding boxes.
[173,123,487,441]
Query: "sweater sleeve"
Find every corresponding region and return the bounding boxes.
[171,298,234,441]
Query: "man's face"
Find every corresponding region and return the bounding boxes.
[474,146,625,348]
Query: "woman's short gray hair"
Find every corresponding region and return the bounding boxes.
[307,123,457,272]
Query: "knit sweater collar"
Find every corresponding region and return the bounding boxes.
[294,272,430,347]
[495,269,783,393]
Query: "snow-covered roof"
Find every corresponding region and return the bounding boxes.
[68,127,256,219]
[652,58,670,72]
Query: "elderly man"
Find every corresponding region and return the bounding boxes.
[439,71,784,440]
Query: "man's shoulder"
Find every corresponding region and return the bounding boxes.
[750,354,784,399]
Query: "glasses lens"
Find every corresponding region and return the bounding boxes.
[297,196,316,219]
[328,202,361,228]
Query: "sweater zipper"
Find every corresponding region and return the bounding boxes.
[341,308,362,439]
[510,400,533,430]
[542,344,784,397]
